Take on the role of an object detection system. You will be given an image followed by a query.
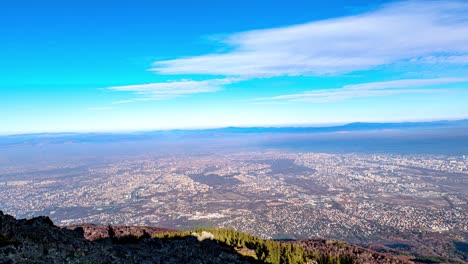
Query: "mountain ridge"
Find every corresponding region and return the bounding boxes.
[1,119,467,147]
[0,211,415,264]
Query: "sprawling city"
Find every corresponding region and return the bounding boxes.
[1,148,466,260]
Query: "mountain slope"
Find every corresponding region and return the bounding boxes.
[0,211,415,264]
[0,211,257,263]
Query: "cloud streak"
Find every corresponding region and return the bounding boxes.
[108,78,236,103]
[105,1,468,105]
[411,55,468,64]
[252,78,468,103]
[151,1,468,77]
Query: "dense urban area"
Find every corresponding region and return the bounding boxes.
[0,151,467,260]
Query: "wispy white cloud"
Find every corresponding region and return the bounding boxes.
[411,55,468,64]
[151,1,468,77]
[105,1,468,105]
[252,78,468,103]
[340,78,468,91]
[108,78,237,103]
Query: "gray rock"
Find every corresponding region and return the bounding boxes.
[0,211,256,264]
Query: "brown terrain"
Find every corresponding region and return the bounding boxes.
[66,224,177,241]
[2,211,464,263]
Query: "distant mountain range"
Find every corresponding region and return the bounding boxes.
[1,119,467,147]
[196,119,468,133]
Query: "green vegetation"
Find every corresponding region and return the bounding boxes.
[106,225,356,263]
[153,228,355,264]
[153,230,192,239]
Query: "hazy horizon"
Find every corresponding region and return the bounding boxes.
[1,117,467,136]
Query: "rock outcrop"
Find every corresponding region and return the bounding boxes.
[0,211,256,263]
[0,211,418,264]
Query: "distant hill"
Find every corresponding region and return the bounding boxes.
[1,119,467,147]
[0,211,412,264]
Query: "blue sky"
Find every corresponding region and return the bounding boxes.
[1,0,468,134]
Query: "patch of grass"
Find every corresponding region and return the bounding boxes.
[236,247,258,259]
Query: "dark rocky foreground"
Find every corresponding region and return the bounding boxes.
[66,224,177,241]
[0,210,415,264]
[0,211,256,263]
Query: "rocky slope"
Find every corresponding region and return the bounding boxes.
[0,211,416,264]
[0,211,256,263]
[66,224,177,241]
